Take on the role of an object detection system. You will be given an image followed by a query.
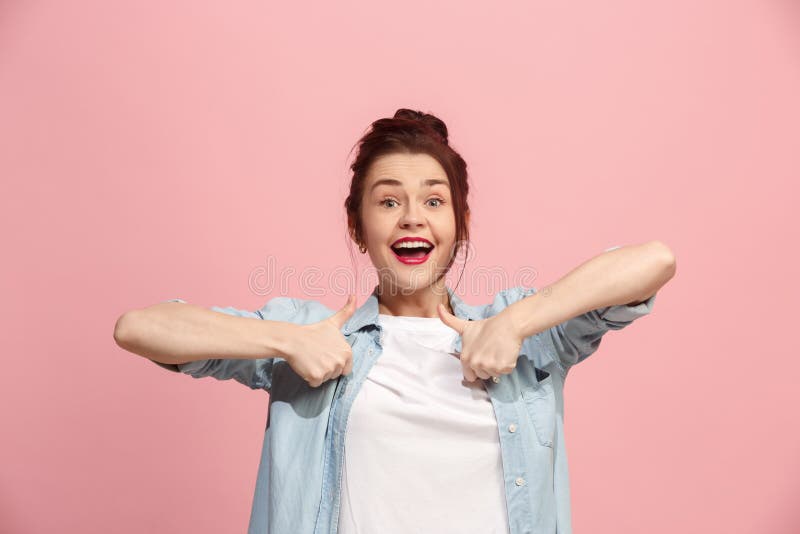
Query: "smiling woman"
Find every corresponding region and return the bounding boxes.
[344,109,472,314]
[355,152,462,285]
[118,107,672,534]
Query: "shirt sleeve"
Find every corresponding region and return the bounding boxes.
[547,292,657,368]
[545,244,657,369]
[147,297,298,391]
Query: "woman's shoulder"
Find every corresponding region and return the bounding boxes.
[256,294,335,324]
[477,285,538,316]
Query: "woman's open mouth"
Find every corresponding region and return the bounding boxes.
[390,241,434,265]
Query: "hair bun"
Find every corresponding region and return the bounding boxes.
[393,108,449,145]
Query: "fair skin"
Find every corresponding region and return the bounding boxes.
[116,153,676,388]
[358,152,466,318]
[441,240,675,382]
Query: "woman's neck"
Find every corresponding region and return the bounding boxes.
[376,281,454,318]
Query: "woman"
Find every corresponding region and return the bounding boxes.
[114,108,676,534]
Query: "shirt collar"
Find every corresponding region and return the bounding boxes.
[341,284,482,335]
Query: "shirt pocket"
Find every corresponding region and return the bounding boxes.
[520,368,556,448]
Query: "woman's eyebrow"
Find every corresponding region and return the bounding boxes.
[370,178,450,191]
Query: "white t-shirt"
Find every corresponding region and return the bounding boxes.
[337,313,510,534]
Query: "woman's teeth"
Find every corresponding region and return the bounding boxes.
[392,241,432,249]
[391,242,433,260]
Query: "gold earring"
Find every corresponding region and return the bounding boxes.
[358,242,367,254]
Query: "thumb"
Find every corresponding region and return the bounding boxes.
[329,294,357,329]
[437,302,466,335]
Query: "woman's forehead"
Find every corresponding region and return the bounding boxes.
[366,153,449,189]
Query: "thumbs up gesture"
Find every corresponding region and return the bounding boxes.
[284,295,357,388]
[437,303,524,383]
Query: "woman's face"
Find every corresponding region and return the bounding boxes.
[359,152,462,294]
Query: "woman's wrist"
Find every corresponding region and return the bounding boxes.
[261,320,299,361]
[502,292,547,340]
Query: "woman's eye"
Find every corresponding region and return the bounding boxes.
[380,198,444,208]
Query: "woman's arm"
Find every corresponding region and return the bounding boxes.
[505,240,676,340]
[113,300,295,366]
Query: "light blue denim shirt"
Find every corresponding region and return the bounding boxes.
[153,282,655,534]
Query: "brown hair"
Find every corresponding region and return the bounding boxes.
[344,108,471,290]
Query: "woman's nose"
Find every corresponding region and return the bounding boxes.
[399,206,424,228]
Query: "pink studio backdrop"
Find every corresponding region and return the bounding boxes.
[1,1,798,533]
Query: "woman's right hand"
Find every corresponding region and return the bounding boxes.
[283,295,357,388]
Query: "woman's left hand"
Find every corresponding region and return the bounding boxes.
[437,303,525,382]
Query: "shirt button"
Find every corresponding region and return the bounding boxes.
[491,376,500,383]
[508,423,517,433]
[515,477,525,486]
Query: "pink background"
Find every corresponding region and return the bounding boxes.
[2,0,798,532]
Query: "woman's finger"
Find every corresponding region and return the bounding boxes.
[473,367,491,380]
[461,358,478,382]
[437,303,467,335]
